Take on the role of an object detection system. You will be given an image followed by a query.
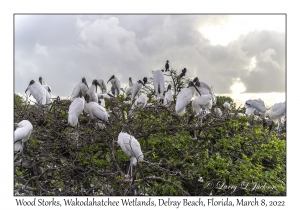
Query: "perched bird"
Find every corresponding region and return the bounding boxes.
[245,98,267,119]
[192,94,212,124]
[153,70,165,103]
[123,77,134,98]
[193,77,217,105]
[107,75,121,96]
[118,124,144,177]
[165,60,169,71]
[14,120,33,152]
[178,68,187,78]
[131,77,147,101]
[268,101,286,133]
[98,95,106,108]
[25,80,51,110]
[129,93,149,116]
[39,76,52,97]
[86,79,100,102]
[84,94,109,123]
[97,78,107,94]
[214,107,223,117]
[71,77,89,100]
[223,101,231,111]
[175,81,197,116]
[68,91,85,128]
[163,84,173,106]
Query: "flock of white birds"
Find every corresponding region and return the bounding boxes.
[15,62,286,178]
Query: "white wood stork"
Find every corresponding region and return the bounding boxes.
[153,70,165,103]
[25,80,51,110]
[107,75,121,96]
[124,77,134,98]
[97,78,107,93]
[268,101,286,133]
[131,77,147,101]
[86,79,100,102]
[175,81,197,116]
[192,93,212,125]
[163,84,173,106]
[98,93,112,99]
[193,77,217,106]
[245,98,267,119]
[118,124,144,178]
[14,120,33,152]
[223,101,231,111]
[214,107,223,117]
[84,94,109,123]
[98,95,106,108]
[71,77,89,100]
[68,91,85,128]
[129,93,148,116]
[39,76,52,97]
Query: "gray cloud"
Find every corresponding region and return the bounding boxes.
[15,15,285,99]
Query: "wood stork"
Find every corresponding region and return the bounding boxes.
[97,78,107,94]
[39,76,52,97]
[107,75,121,96]
[68,91,85,128]
[165,60,169,71]
[192,93,212,125]
[14,120,33,152]
[163,84,173,106]
[245,99,267,119]
[25,80,51,110]
[71,77,89,100]
[98,93,112,99]
[153,70,165,103]
[214,107,223,117]
[268,101,286,133]
[193,77,217,106]
[129,93,148,116]
[122,77,134,98]
[223,101,231,111]
[118,124,144,178]
[86,79,100,102]
[131,77,147,101]
[175,81,197,116]
[84,94,109,123]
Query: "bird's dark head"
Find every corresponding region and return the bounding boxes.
[122,124,130,133]
[25,80,35,93]
[82,77,88,88]
[138,80,144,86]
[193,77,199,83]
[107,75,115,83]
[39,76,43,84]
[167,84,172,91]
[195,81,200,87]
[166,60,169,63]
[84,94,90,103]
[129,77,132,82]
[182,68,187,73]
[143,77,147,85]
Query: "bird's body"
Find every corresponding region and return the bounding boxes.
[68,97,85,127]
[131,77,147,101]
[97,78,107,93]
[86,79,99,103]
[39,76,52,97]
[165,60,169,71]
[25,80,51,110]
[223,101,231,111]
[163,84,173,106]
[107,75,121,96]
[268,101,286,133]
[71,78,89,100]
[178,68,187,78]
[84,95,109,122]
[245,98,267,119]
[175,82,196,116]
[192,94,213,116]
[153,70,165,102]
[14,120,33,152]
[214,107,223,117]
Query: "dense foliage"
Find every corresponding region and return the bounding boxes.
[14,72,286,196]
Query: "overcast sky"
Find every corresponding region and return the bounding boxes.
[14,14,286,107]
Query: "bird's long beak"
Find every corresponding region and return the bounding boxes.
[83,80,88,88]
[191,82,201,96]
[25,88,28,93]
[107,76,113,84]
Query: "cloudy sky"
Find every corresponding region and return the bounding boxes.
[14,14,285,107]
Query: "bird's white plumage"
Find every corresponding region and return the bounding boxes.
[214,107,223,117]
[163,86,173,106]
[268,101,286,123]
[245,98,267,118]
[153,70,165,101]
[131,81,144,101]
[108,76,121,96]
[71,79,89,100]
[86,80,99,103]
[68,97,85,127]
[192,94,212,116]
[118,132,144,166]
[98,93,111,99]
[175,85,196,116]
[97,78,107,93]
[223,101,231,111]
[26,81,51,110]
[84,101,109,122]
[14,120,33,152]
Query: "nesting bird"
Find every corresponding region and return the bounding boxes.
[39,76,52,97]
[118,124,144,177]
[14,120,33,152]
[84,94,109,123]
[214,107,223,117]
[268,101,286,133]
[97,78,107,94]
[163,84,173,106]
[71,77,89,100]
[129,93,149,116]
[86,79,100,102]
[153,70,165,103]
[245,98,267,119]
[107,75,121,96]
[68,91,85,128]
[223,101,231,111]
[175,81,196,116]
[25,80,51,110]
